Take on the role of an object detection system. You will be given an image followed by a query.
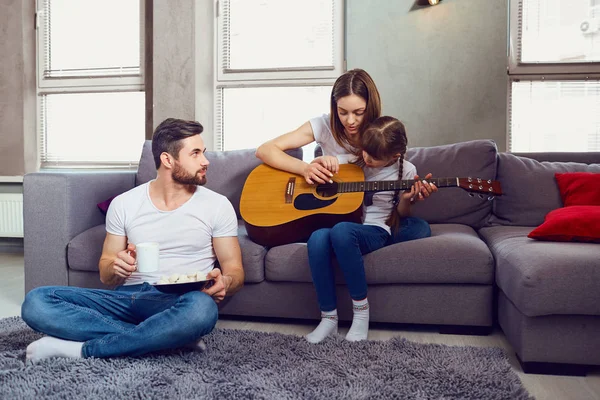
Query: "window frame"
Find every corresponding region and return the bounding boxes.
[213,0,345,151]
[508,0,600,76]
[35,0,146,168]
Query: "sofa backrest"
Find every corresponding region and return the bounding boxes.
[136,140,303,217]
[406,139,498,229]
[489,153,600,226]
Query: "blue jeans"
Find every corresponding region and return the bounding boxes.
[387,216,431,245]
[307,222,390,312]
[307,217,431,312]
[21,283,218,358]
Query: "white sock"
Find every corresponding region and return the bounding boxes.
[306,310,338,344]
[26,336,84,363]
[346,298,370,342]
[186,338,207,352]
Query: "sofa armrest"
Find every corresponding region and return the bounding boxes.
[23,171,135,293]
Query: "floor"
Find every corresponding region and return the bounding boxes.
[1,251,599,400]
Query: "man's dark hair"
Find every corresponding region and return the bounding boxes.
[152,118,204,169]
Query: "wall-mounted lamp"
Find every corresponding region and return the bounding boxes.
[410,0,443,11]
[416,0,442,5]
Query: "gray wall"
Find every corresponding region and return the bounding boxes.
[0,0,36,177]
[347,0,508,151]
[152,0,196,129]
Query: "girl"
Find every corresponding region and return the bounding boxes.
[305,116,438,343]
[256,68,434,244]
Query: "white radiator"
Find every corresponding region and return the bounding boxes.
[0,193,24,238]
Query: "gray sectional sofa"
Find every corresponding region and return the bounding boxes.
[23,139,600,374]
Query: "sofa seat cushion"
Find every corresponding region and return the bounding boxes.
[265,224,494,285]
[479,226,600,317]
[68,221,266,283]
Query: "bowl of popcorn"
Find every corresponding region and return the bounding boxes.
[153,271,213,294]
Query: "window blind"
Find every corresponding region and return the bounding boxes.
[509,80,600,152]
[221,0,335,71]
[520,0,600,63]
[39,92,145,166]
[41,0,141,78]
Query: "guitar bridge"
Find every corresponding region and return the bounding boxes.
[285,178,295,203]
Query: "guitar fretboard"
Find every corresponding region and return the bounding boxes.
[337,178,459,193]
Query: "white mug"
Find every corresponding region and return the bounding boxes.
[135,242,160,273]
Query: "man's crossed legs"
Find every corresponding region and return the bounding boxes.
[21,283,217,362]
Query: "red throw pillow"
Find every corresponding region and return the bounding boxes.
[555,172,600,207]
[528,206,600,243]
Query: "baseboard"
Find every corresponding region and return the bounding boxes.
[438,324,492,336]
[0,237,24,253]
[516,353,593,376]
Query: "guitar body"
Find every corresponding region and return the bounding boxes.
[240,164,365,246]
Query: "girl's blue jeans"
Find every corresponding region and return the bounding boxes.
[21,282,218,358]
[307,217,431,312]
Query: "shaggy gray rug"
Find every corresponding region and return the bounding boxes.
[0,317,532,399]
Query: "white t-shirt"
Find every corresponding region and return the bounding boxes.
[309,113,357,163]
[363,159,417,234]
[106,182,238,286]
[309,113,418,234]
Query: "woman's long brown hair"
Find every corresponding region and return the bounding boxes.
[355,116,408,233]
[330,69,381,154]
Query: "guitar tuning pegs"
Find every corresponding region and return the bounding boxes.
[487,196,495,201]
[477,178,482,183]
[487,179,492,184]
[467,177,473,182]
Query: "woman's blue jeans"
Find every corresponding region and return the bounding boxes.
[307,217,431,312]
[21,283,218,358]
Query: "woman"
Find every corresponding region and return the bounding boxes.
[255,68,434,242]
[256,70,436,342]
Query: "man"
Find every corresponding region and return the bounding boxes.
[21,118,244,362]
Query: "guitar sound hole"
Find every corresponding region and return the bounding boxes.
[316,183,339,198]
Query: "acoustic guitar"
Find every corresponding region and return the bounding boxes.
[240,163,502,247]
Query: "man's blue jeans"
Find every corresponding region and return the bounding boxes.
[21,283,218,358]
[307,217,431,312]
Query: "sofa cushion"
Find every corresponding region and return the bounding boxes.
[265,224,494,285]
[135,140,302,218]
[528,206,600,243]
[479,225,600,317]
[555,172,600,207]
[489,154,600,226]
[405,140,498,229]
[68,222,266,283]
[68,224,106,272]
[237,221,266,283]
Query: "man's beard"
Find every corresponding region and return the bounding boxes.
[172,162,207,186]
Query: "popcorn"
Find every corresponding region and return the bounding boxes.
[156,272,208,285]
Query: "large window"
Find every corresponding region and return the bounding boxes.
[36,0,145,167]
[215,0,344,161]
[508,0,600,152]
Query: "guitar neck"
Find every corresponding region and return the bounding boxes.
[337,177,459,193]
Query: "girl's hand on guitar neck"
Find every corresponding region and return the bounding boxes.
[401,173,438,204]
[304,156,339,184]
